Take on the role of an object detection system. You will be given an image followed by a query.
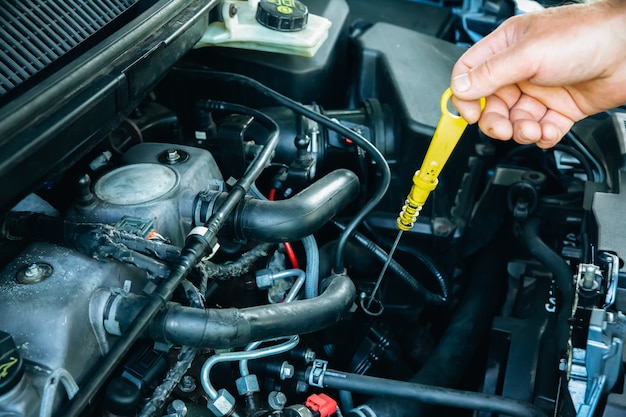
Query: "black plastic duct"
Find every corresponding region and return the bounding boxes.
[109,273,356,348]
[197,169,360,242]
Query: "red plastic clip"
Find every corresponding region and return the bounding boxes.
[305,393,337,417]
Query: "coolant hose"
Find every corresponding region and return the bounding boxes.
[320,370,546,417]
[302,235,320,298]
[198,169,360,242]
[112,273,355,348]
[248,185,321,298]
[522,217,573,351]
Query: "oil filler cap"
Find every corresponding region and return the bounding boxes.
[0,331,24,395]
[256,0,309,32]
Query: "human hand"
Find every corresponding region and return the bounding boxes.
[450,0,626,148]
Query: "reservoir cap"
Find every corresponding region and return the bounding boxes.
[256,0,309,32]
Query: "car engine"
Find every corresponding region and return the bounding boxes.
[2,1,626,417]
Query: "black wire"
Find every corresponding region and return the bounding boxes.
[565,131,605,183]
[170,68,392,273]
[332,220,448,305]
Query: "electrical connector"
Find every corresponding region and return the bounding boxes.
[305,393,337,417]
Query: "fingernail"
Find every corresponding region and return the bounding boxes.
[452,73,471,93]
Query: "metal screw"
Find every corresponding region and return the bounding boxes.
[279,361,294,380]
[268,391,288,411]
[166,149,181,163]
[228,3,237,17]
[178,375,197,393]
[295,380,309,394]
[24,263,41,278]
[304,349,316,364]
[167,399,188,417]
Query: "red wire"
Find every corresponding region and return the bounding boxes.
[268,188,277,201]
[268,188,299,269]
[283,241,300,269]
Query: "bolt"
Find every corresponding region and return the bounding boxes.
[178,375,197,393]
[166,149,181,162]
[295,380,309,394]
[279,361,294,380]
[167,399,188,417]
[228,3,237,17]
[24,263,41,278]
[268,391,288,411]
[304,348,316,364]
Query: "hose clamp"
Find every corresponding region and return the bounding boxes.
[308,359,328,388]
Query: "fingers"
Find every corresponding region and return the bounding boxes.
[472,92,574,147]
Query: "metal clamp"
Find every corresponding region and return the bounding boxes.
[308,359,328,388]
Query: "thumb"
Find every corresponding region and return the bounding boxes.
[451,42,534,100]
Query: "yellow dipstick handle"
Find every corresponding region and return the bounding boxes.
[397,88,484,231]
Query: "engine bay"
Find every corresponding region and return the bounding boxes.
[2,1,626,416]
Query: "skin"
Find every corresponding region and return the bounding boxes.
[450,0,626,148]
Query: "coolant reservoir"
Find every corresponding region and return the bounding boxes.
[196,0,331,57]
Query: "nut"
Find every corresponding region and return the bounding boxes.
[207,389,236,417]
[255,269,274,290]
[178,375,197,393]
[235,374,260,395]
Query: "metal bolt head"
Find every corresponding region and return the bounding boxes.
[268,391,288,411]
[207,389,236,417]
[167,399,188,417]
[279,361,294,380]
[295,380,308,394]
[303,349,316,364]
[24,263,41,277]
[178,375,197,393]
[17,262,52,284]
[167,149,181,162]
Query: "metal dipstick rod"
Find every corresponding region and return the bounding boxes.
[366,88,484,311]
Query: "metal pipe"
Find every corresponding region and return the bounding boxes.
[201,336,299,400]
[240,269,306,377]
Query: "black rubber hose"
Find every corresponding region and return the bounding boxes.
[196,101,280,240]
[208,169,359,242]
[521,217,573,351]
[170,68,391,273]
[363,239,509,416]
[113,273,356,349]
[332,220,447,305]
[320,370,546,417]
[61,102,280,417]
